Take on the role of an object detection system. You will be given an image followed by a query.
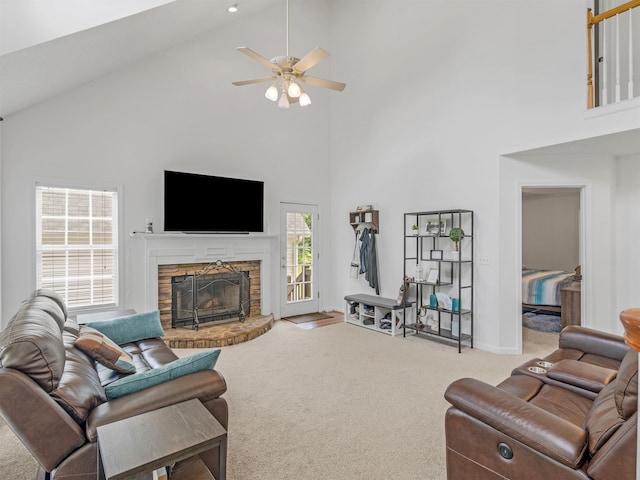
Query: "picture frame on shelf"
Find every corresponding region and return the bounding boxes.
[430,249,443,260]
[426,269,440,285]
[426,220,448,236]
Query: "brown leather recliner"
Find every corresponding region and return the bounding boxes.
[0,289,228,480]
[444,324,637,480]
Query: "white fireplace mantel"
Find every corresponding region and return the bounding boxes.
[139,233,279,316]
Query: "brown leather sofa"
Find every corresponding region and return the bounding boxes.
[0,289,228,480]
[444,324,637,480]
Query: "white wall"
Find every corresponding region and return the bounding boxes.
[499,154,618,349]
[0,1,335,323]
[522,190,580,272]
[615,155,640,321]
[328,0,640,353]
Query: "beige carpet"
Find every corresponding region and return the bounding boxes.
[1,323,557,480]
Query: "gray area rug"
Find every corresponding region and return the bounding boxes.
[523,312,562,332]
[2,322,559,480]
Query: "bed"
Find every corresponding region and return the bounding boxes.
[522,268,578,314]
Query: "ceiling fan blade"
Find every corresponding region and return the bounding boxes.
[232,76,276,87]
[236,47,279,72]
[293,47,329,74]
[299,76,347,92]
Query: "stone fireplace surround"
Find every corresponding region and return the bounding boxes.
[158,260,259,330]
[141,233,278,329]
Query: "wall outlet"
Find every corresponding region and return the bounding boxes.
[478,256,490,265]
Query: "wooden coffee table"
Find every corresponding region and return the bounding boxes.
[97,398,227,480]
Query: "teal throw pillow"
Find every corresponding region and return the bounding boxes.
[104,349,220,400]
[87,310,164,345]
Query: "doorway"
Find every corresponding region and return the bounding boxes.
[521,187,583,346]
[279,202,319,318]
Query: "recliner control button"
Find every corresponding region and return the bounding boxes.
[498,442,513,459]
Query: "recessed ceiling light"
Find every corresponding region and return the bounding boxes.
[227,4,238,13]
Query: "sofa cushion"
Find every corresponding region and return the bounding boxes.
[104,349,220,400]
[63,318,80,337]
[50,343,107,424]
[28,290,67,331]
[584,382,624,455]
[75,326,135,374]
[0,298,66,392]
[614,349,638,418]
[583,351,637,456]
[30,288,68,321]
[97,338,178,386]
[87,310,165,345]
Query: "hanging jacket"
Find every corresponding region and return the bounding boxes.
[359,228,380,294]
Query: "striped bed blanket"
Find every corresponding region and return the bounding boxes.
[522,269,575,307]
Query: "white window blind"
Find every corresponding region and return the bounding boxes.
[36,185,119,309]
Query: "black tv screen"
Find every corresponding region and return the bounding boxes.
[164,170,264,233]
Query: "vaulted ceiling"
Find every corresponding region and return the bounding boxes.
[0,0,281,117]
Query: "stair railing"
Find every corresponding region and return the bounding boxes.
[587,0,640,108]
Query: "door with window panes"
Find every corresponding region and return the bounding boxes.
[280,203,319,318]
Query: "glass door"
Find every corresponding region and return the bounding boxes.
[280,203,319,318]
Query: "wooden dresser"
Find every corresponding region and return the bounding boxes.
[561,283,581,328]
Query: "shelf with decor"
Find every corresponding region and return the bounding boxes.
[402,209,474,352]
[349,209,379,233]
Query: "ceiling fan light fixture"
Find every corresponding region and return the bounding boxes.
[287,80,301,98]
[278,93,290,109]
[232,0,346,109]
[265,83,279,101]
[299,91,311,107]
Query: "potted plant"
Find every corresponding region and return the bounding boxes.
[411,224,420,235]
[449,227,465,259]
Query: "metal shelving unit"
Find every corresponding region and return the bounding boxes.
[402,209,474,352]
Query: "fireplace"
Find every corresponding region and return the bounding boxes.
[157,259,262,331]
[171,270,250,329]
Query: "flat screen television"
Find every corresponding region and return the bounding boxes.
[164,170,264,233]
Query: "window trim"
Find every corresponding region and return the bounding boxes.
[33,178,124,315]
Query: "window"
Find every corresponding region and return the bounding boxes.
[36,184,119,309]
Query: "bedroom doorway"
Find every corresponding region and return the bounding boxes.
[521,187,583,340]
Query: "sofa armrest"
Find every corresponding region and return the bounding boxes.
[546,359,617,393]
[444,378,588,468]
[559,326,629,362]
[0,368,86,472]
[85,369,226,442]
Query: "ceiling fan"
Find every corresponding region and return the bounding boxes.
[232,0,346,108]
